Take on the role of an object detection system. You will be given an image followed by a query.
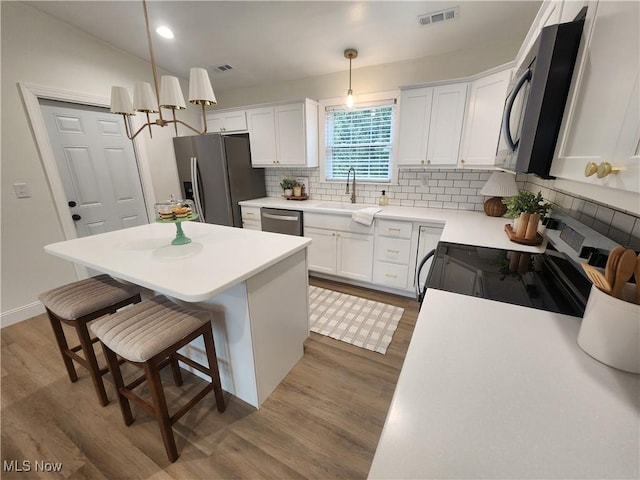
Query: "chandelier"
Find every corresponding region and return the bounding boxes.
[110,0,216,140]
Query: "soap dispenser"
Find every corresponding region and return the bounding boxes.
[379,190,389,206]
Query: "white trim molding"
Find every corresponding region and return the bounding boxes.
[1,302,45,329]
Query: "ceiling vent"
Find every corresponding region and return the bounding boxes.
[418,7,459,26]
[212,64,234,73]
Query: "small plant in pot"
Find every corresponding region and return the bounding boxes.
[503,191,551,240]
[280,177,298,197]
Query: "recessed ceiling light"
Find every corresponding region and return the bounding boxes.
[156,26,174,39]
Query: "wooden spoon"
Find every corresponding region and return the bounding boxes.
[635,254,640,305]
[611,249,636,299]
[605,246,625,287]
[581,262,612,294]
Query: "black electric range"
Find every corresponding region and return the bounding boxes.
[425,241,592,317]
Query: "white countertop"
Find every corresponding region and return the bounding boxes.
[241,198,639,478]
[45,222,311,302]
[240,197,547,253]
[369,290,640,479]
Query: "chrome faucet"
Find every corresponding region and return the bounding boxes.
[345,167,356,203]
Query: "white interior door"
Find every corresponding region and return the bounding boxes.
[39,100,148,237]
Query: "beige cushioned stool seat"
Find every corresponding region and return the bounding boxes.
[38,274,141,321]
[90,295,212,362]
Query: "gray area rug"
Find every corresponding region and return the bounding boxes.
[308,286,404,354]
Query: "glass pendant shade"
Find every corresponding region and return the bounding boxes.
[133,81,158,113]
[159,75,186,110]
[188,68,217,105]
[479,171,519,197]
[110,86,134,115]
[346,89,354,109]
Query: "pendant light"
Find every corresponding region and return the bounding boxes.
[110,0,217,140]
[344,48,358,108]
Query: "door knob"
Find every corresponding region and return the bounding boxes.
[72,214,81,221]
[68,200,77,207]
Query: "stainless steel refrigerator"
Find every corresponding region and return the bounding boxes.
[173,133,266,227]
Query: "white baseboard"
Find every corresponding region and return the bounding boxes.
[1,301,45,328]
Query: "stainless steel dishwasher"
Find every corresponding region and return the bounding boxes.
[260,208,303,236]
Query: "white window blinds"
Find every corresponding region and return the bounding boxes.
[324,101,396,182]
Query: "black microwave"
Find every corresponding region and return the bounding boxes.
[495,12,585,178]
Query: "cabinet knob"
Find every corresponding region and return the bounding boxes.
[421,160,425,164]
[460,159,465,164]
[427,160,431,164]
[584,162,598,177]
[596,162,620,178]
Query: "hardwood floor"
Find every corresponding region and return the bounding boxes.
[1,277,419,479]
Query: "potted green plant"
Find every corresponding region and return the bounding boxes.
[280,177,298,197]
[502,191,551,240]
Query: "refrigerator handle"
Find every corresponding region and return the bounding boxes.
[190,156,205,223]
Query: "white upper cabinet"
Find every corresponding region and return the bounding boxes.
[550,0,639,193]
[514,1,563,68]
[398,83,467,167]
[459,68,512,167]
[247,107,277,165]
[397,87,433,165]
[427,84,468,166]
[206,110,247,133]
[247,99,318,167]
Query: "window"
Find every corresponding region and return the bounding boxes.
[323,97,397,182]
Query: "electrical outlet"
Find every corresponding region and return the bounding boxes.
[13,183,31,199]
[420,174,429,186]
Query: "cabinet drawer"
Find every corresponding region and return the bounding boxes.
[376,219,412,239]
[375,237,411,264]
[373,262,409,289]
[242,221,261,231]
[241,206,261,221]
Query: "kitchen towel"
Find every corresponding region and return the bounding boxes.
[352,207,382,226]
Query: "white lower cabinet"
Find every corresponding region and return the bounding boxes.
[241,206,261,230]
[305,227,373,281]
[304,212,374,282]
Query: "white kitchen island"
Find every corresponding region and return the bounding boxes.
[45,221,312,408]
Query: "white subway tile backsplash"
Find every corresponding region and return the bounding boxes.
[264,168,638,246]
[522,175,639,246]
[611,211,636,232]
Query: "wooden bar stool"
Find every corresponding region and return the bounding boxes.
[38,274,142,406]
[90,295,226,463]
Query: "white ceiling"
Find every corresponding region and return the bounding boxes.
[24,1,542,92]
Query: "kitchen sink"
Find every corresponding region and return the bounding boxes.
[316,202,369,211]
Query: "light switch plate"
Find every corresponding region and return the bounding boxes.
[13,183,31,198]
